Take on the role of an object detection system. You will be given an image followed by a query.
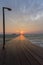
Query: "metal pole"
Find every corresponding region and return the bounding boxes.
[3,7,5,49]
[2,7,12,49]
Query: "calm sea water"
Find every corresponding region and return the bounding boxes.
[0,34,43,47]
[24,34,43,47]
[0,34,19,44]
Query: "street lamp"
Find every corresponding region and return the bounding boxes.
[2,7,12,49]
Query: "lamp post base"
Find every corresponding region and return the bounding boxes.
[2,46,5,50]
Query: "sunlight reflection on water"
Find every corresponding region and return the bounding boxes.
[15,35,26,40]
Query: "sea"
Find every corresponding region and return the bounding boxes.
[0,34,19,44]
[24,34,43,47]
[0,34,43,47]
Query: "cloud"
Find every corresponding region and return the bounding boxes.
[30,12,43,21]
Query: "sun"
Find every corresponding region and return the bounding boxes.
[20,31,24,35]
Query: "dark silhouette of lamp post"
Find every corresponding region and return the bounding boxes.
[2,7,12,49]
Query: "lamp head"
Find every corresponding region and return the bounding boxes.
[3,7,12,11]
[7,8,12,11]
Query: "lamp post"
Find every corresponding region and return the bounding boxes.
[2,7,12,49]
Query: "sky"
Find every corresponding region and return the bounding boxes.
[0,0,43,34]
